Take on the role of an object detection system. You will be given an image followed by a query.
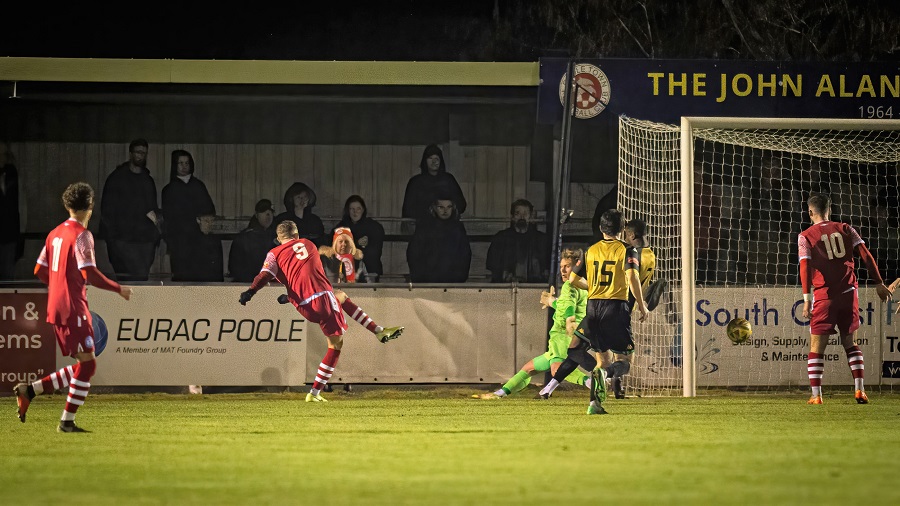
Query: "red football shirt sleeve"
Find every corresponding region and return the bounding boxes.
[75,230,97,269]
[846,224,865,249]
[260,251,279,278]
[35,245,50,284]
[82,266,122,293]
[36,245,49,268]
[797,234,812,294]
[34,263,49,285]
[855,242,884,285]
[248,270,275,293]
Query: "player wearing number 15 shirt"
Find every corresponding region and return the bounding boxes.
[797,193,891,406]
[565,210,648,415]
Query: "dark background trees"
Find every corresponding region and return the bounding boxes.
[2,1,897,61]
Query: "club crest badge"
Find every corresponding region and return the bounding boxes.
[558,63,612,119]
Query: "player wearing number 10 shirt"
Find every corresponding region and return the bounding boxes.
[798,193,892,406]
[238,221,402,403]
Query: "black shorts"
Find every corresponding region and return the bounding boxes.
[566,339,597,371]
[582,299,634,354]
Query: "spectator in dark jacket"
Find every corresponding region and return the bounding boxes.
[229,199,277,282]
[274,182,325,247]
[99,139,160,281]
[407,196,471,283]
[186,212,223,282]
[0,148,23,280]
[402,144,467,223]
[331,195,384,281]
[161,149,216,281]
[487,199,550,283]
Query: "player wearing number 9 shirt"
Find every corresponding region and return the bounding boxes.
[798,193,892,405]
[239,220,402,403]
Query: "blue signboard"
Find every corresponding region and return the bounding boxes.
[536,59,900,183]
[539,58,900,124]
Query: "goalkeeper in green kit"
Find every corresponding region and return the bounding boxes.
[473,248,597,399]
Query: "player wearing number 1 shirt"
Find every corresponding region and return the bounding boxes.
[798,194,892,405]
[239,221,402,402]
[14,182,133,432]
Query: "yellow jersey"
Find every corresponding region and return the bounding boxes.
[638,247,656,291]
[585,239,640,300]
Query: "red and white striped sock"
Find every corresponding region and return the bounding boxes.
[341,298,382,334]
[807,352,824,397]
[845,345,865,391]
[33,365,76,395]
[310,348,341,396]
[61,360,95,422]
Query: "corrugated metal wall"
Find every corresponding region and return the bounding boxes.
[1,86,611,280]
[8,141,533,230]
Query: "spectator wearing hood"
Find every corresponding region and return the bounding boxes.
[229,198,277,282]
[161,149,216,281]
[487,199,550,283]
[406,195,471,283]
[274,182,325,247]
[401,144,467,224]
[331,195,384,281]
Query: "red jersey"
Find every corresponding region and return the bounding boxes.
[798,221,863,301]
[36,218,96,325]
[261,238,334,306]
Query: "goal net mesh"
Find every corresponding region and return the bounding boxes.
[618,115,900,396]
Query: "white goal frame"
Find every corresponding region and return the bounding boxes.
[678,117,900,397]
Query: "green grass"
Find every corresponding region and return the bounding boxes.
[2,387,898,505]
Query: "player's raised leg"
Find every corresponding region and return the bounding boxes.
[333,289,403,343]
[607,353,632,399]
[14,364,77,423]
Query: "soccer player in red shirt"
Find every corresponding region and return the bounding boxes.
[798,193,892,405]
[239,221,402,402]
[14,182,133,432]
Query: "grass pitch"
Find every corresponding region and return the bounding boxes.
[2,387,898,505]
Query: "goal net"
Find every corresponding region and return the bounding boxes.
[618,116,900,397]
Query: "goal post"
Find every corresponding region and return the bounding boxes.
[619,115,900,397]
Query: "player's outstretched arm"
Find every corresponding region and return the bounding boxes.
[854,243,891,302]
[241,270,276,305]
[890,278,900,314]
[627,269,648,322]
[568,272,588,290]
[540,285,556,309]
[82,266,130,300]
